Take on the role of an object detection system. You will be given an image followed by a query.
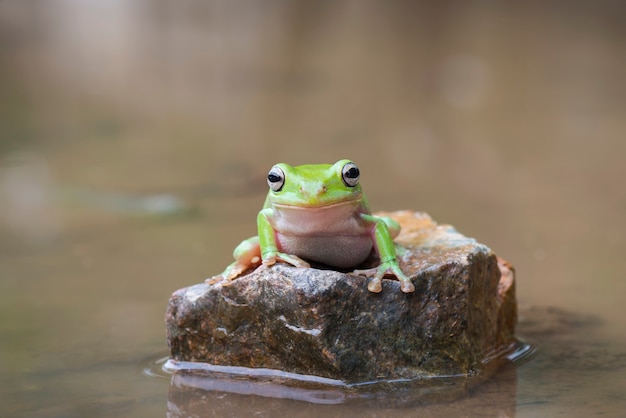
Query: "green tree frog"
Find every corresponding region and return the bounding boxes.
[209,159,415,293]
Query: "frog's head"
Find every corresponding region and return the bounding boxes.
[266,159,363,208]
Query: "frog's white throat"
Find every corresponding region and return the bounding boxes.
[270,200,369,238]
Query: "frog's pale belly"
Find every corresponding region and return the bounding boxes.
[276,233,373,268]
[270,202,374,268]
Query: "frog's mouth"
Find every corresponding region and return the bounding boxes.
[268,181,364,209]
[272,196,363,210]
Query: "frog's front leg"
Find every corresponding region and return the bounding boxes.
[207,236,262,284]
[354,214,415,293]
[258,208,310,269]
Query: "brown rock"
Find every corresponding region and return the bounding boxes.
[165,211,517,383]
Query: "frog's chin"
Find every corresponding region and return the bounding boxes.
[270,196,369,237]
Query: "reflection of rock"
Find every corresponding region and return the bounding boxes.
[166,361,518,413]
[166,211,517,383]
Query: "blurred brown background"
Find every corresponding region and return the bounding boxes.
[1,1,625,417]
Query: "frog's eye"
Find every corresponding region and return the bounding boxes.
[267,166,285,192]
[341,162,360,187]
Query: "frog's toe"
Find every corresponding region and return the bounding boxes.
[383,263,414,293]
[282,254,310,268]
[400,280,415,293]
[353,268,384,293]
[264,253,310,269]
[207,262,251,285]
[206,272,229,285]
[226,263,250,279]
[352,267,377,277]
[367,277,383,293]
[205,275,222,285]
[279,254,311,268]
[262,255,276,267]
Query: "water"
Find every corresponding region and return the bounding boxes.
[1,1,625,417]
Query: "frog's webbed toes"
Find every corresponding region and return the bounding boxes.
[353,263,414,293]
[206,261,250,285]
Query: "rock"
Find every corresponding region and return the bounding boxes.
[165,211,517,383]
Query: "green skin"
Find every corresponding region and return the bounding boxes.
[209,159,414,293]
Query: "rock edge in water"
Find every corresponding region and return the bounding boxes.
[165,211,517,383]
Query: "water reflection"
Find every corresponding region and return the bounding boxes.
[165,361,520,416]
[152,340,534,415]
[167,367,517,412]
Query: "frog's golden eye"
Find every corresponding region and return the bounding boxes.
[267,166,285,192]
[341,162,360,187]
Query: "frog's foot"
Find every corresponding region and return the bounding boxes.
[262,252,311,269]
[353,261,415,293]
[206,257,261,286]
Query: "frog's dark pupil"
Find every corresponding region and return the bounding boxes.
[268,173,282,183]
[346,167,359,178]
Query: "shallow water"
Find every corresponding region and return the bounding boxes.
[1,1,626,417]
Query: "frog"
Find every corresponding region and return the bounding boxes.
[208,159,415,293]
